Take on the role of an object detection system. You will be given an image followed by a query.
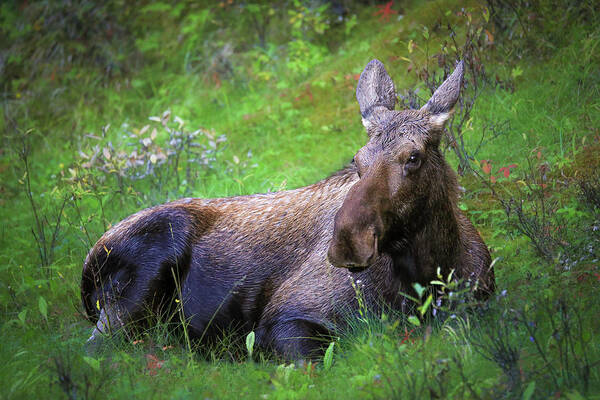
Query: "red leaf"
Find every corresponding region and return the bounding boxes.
[498,164,517,178]
[400,327,415,345]
[490,175,497,183]
[481,160,491,175]
[373,1,397,22]
[146,354,164,376]
[499,167,510,178]
[485,29,494,44]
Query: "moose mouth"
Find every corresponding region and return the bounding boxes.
[347,266,368,273]
[327,227,379,272]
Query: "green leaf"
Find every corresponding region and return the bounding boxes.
[247,4,260,13]
[565,390,586,400]
[18,309,27,326]
[83,356,100,372]
[511,65,523,79]
[345,15,357,35]
[408,315,421,327]
[447,269,455,283]
[246,331,255,359]
[38,296,47,320]
[413,283,425,298]
[482,7,490,23]
[522,381,535,400]
[419,294,433,317]
[323,342,335,370]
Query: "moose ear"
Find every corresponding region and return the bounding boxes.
[356,59,396,130]
[420,60,464,129]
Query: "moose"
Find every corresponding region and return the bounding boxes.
[82,59,495,358]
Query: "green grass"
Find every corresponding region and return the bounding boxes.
[2,1,600,398]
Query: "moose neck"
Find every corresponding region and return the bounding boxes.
[386,160,461,284]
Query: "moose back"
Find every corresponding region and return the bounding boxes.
[82,59,495,358]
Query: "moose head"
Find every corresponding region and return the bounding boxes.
[327,59,464,270]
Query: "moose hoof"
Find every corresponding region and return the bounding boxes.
[84,330,105,355]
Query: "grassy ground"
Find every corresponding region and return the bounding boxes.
[1,1,600,398]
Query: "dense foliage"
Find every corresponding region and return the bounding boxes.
[1,0,599,398]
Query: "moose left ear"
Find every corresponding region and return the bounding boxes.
[420,60,464,129]
[356,59,396,131]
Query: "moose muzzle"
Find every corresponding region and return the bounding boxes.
[327,177,385,270]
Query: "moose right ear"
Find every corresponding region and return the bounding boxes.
[420,60,464,129]
[356,59,396,130]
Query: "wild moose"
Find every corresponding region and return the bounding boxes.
[82,59,494,358]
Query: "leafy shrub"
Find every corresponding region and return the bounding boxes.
[3,128,68,270]
[0,0,138,91]
[57,110,254,248]
[579,174,600,214]
[475,145,599,264]
[71,110,228,198]
[400,6,511,175]
[485,0,599,56]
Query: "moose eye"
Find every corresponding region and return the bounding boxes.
[404,152,422,174]
[407,152,420,164]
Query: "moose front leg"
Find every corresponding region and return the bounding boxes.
[85,303,128,352]
[85,278,153,351]
[257,317,331,360]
